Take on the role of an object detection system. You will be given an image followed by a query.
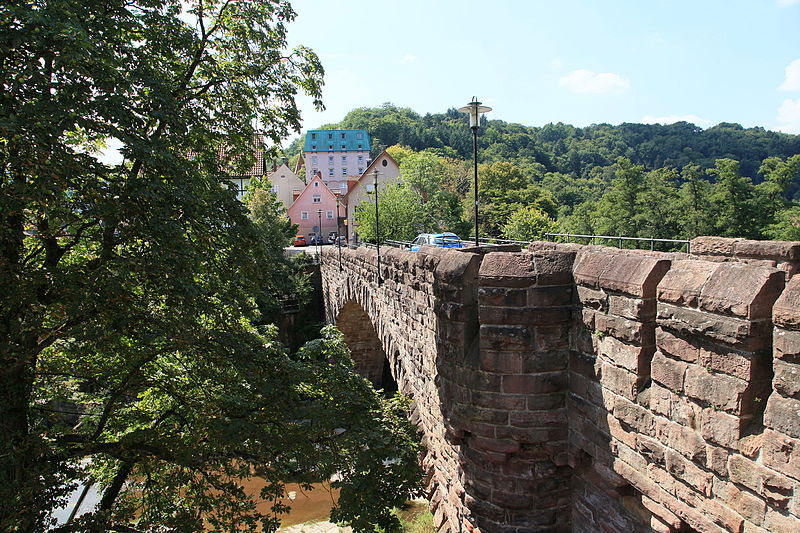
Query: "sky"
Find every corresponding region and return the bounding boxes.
[285,0,800,141]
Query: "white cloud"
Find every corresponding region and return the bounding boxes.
[641,114,710,127]
[779,59,800,91]
[400,53,416,65]
[559,69,630,94]
[776,98,800,133]
[778,0,800,6]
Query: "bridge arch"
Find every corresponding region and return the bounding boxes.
[335,300,396,391]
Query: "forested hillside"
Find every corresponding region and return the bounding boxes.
[287,104,800,243]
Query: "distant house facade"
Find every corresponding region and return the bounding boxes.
[343,150,401,242]
[303,129,371,195]
[287,174,342,240]
[266,163,305,210]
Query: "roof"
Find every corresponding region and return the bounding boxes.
[342,149,400,202]
[303,129,371,153]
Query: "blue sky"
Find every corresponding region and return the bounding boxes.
[286,0,800,138]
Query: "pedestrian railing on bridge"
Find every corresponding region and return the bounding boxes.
[544,232,691,253]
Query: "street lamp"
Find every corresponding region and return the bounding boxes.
[316,208,322,260]
[336,196,343,270]
[373,168,382,286]
[458,97,492,247]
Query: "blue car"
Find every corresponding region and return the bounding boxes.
[409,233,466,251]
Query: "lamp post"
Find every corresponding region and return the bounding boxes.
[316,208,322,260]
[458,97,492,247]
[373,168,382,286]
[336,196,343,270]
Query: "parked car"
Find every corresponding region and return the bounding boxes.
[293,235,307,246]
[409,232,466,251]
[309,234,326,245]
[328,231,339,243]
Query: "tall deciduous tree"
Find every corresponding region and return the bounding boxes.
[0,1,420,531]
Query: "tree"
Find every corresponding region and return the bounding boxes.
[354,185,428,243]
[501,206,556,242]
[708,158,758,238]
[677,164,714,238]
[590,157,646,239]
[636,167,681,240]
[0,1,420,531]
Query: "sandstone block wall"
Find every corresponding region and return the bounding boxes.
[321,239,800,533]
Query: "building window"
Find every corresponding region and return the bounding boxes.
[329,168,334,176]
[313,194,321,203]
[382,159,388,167]
[328,133,333,140]
[341,133,346,139]
[357,132,363,139]
[358,155,363,163]
[328,155,333,163]
[312,144,316,150]
[366,183,374,193]
[327,210,334,219]
[341,144,346,149]
[342,168,347,176]
[311,133,316,140]
[312,156,318,165]
[341,156,346,163]
[358,167,363,173]
[357,144,362,149]
[314,181,319,187]
[328,145,333,150]
[301,211,308,220]
[271,185,278,194]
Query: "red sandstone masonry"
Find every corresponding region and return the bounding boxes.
[321,241,800,533]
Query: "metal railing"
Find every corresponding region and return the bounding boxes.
[545,233,691,253]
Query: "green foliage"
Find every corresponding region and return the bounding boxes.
[0,2,421,532]
[501,206,556,242]
[354,185,428,243]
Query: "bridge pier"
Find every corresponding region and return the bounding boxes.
[321,237,800,533]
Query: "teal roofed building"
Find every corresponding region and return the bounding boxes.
[303,129,372,193]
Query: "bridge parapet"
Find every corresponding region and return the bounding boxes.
[321,240,800,533]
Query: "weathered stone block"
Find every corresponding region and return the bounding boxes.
[532,250,577,285]
[478,252,537,288]
[698,263,784,320]
[575,285,607,310]
[573,249,615,288]
[691,236,740,257]
[502,372,567,395]
[735,239,800,261]
[608,294,656,321]
[684,364,750,414]
[596,335,651,373]
[657,303,770,350]
[774,360,800,399]
[528,285,572,306]
[522,348,568,373]
[599,361,642,400]
[762,429,800,481]
[651,351,688,392]
[664,449,713,497]
[775,328,800,363]
[595,313,649,344]
[598,253,672,298]
[657,260,718,307]
[478,286,527,307]
[764,394,800,439]
[700,407,747,448]
[479,324,534,351]
[774,275,800,329]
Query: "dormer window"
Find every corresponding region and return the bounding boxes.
[311,133,316,140]
[341,133,346,139]
[328,133,333,140]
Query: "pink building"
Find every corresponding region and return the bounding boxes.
[287,173,343,241]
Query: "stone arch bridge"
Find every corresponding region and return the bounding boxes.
[320,238,800,533]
